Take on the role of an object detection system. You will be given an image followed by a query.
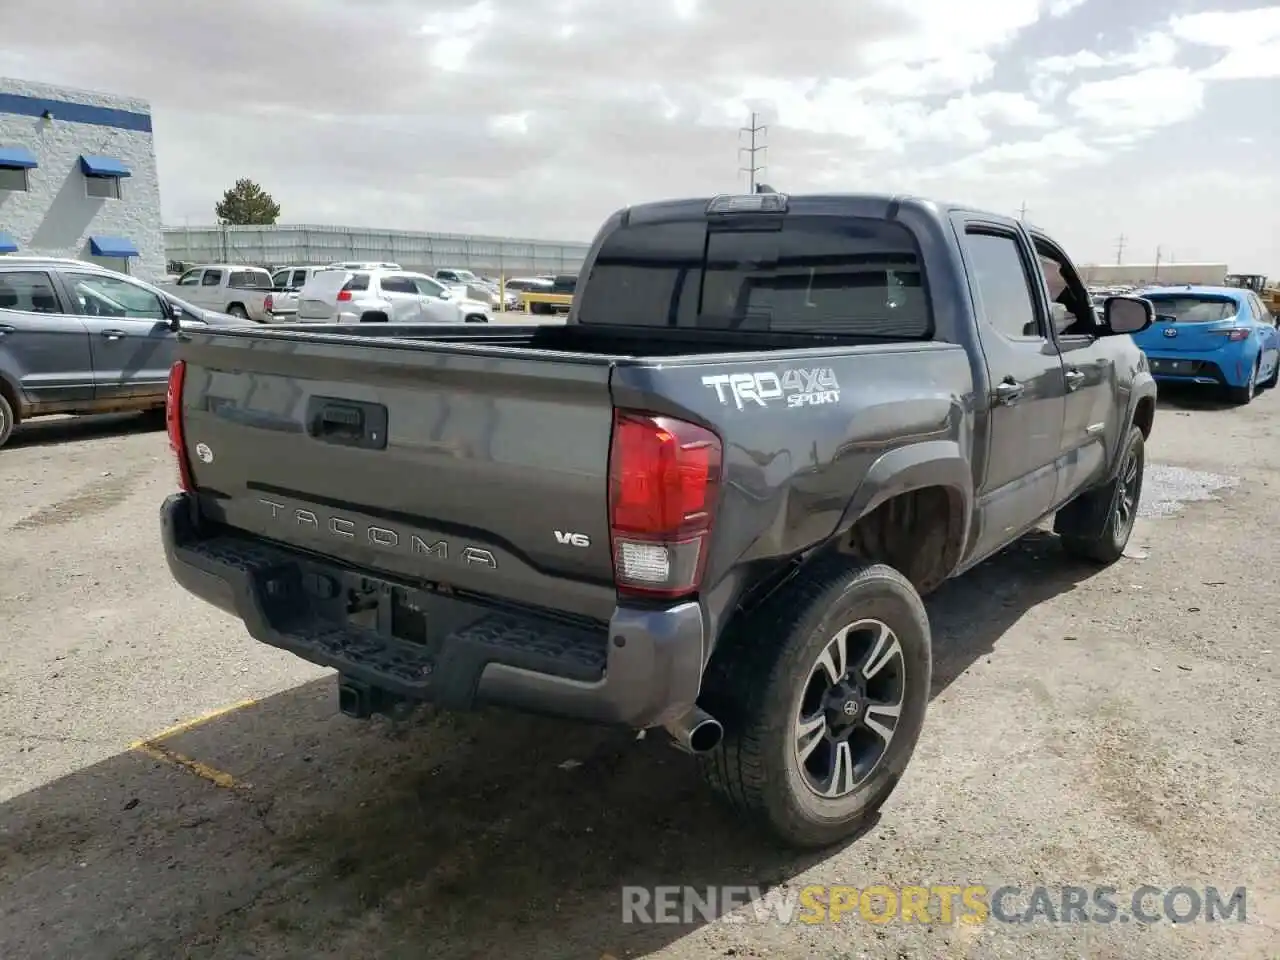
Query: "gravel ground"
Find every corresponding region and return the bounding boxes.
[0,384,1277,960]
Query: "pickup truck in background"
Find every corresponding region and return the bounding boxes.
[159,264,278,323]
[160,192,1156,848]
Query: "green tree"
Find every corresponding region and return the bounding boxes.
[215,178,281,225]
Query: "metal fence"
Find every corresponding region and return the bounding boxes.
[162,224,591,276]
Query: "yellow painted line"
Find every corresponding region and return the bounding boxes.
[139,698,258,744]
[128,698,257,791]
[133,741,246,790]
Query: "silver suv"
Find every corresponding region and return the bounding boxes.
[295,268,493,324]
[0,257,250,448]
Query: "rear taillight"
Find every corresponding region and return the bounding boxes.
[336,289,353,302]
[608,410,721,599]
[1214,328,1250,341]
[264,293,274,313]
[166,360,194,492]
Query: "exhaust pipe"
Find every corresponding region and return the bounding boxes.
[662,706,723,754]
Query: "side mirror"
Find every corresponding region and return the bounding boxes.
[438,289,452,300]
[166,300,183,331]
[1103,295,1153,335]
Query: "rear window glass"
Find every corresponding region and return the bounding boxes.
[228,270,272,290]
[1147,296,1237,323]
[341,273,370,292]
[575,215,930,338]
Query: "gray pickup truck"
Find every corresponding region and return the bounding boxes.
[160,192,1157,847]
[0,257,250,448]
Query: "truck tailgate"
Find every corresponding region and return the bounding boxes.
[176,330,619,621]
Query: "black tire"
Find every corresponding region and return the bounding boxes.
[1060,426,1145,564]
[227,304,250,320]
[360,312,388,323]
[1226,358,1259,404]
[464,313,488,323]
[698,557,932,849]
[0,391,15,449]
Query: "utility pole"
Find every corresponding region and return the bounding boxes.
[739,112,768,193]
[1154,246,1162,281]
[1017,201,1028,220]
[1114,233,1126,265]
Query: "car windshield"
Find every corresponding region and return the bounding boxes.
[1147,296,1237,323]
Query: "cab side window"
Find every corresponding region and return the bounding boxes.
[963,230,1043,341]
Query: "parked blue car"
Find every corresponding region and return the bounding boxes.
[1131,285,1280,404]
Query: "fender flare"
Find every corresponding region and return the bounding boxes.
[0,370,25,419]
[1111,373,1157,481]
[834,439,975,576]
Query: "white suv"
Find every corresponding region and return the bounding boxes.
[295,268,492,324]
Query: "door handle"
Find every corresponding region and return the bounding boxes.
[1064,368,1086,391]
[101,329,125,340]
[994,379,1024,405]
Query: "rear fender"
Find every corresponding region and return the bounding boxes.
[835,439,974,578]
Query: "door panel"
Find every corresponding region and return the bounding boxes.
[955,219,1066,563]
[377,275,424,321]
[1031,237,1115,504]
[0,270,93,406]
[63,271,177,401]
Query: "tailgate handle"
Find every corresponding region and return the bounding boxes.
[306,397,388,450]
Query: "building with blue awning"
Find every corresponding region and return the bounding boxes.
[0,77,164,279]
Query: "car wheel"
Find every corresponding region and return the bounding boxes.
[0,391,15,449]
[698,557,931,849]
[1226,359,1259,404]
[227,305,250,320]
[464,314,488,323]
[1059,425,1145,564]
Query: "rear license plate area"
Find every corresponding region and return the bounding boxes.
[336,574,481,651]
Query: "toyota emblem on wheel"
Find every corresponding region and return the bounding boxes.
[842,699,860,717]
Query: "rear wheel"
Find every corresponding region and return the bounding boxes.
[464,313,488,323]
[0,391,15,449]
[699,558,931,849]
[1226,358,1259,404]
[227,304,249,320]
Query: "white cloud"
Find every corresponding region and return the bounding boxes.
[1036,30,1178,76]
[1173,8,1280,81]
[1047,0,1088,16]
[1067,67,1205,130]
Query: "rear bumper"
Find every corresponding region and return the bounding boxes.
[160,494,705,728]
[1144,355,1229,386]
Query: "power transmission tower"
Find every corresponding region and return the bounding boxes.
[1115,234,1126,265]
[739,112,768,192]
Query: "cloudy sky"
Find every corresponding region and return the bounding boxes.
[2,0,1277,269]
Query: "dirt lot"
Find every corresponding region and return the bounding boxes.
[1,386,1277,960]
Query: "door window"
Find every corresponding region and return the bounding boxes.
[379,275,417,294]
[963,230,1043,340]
[200,270,223,287]
[1034,239,1096,336]
[413,277,448,298]
[272,269,291,287]
[291,269,309,288]
[66,273,167,320]
[176,269,201,287]
[0,271,64,313]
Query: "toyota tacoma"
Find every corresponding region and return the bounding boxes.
[160,192,1157,847]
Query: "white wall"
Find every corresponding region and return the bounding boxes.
[0,77,165,280]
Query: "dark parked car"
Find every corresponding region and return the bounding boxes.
[159,192,1156,847]
[0,257,251,447]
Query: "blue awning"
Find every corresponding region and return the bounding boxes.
[89,236,139,257]
[0,145,37,169]
[0,233,17,254]
[79,155,131,178]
